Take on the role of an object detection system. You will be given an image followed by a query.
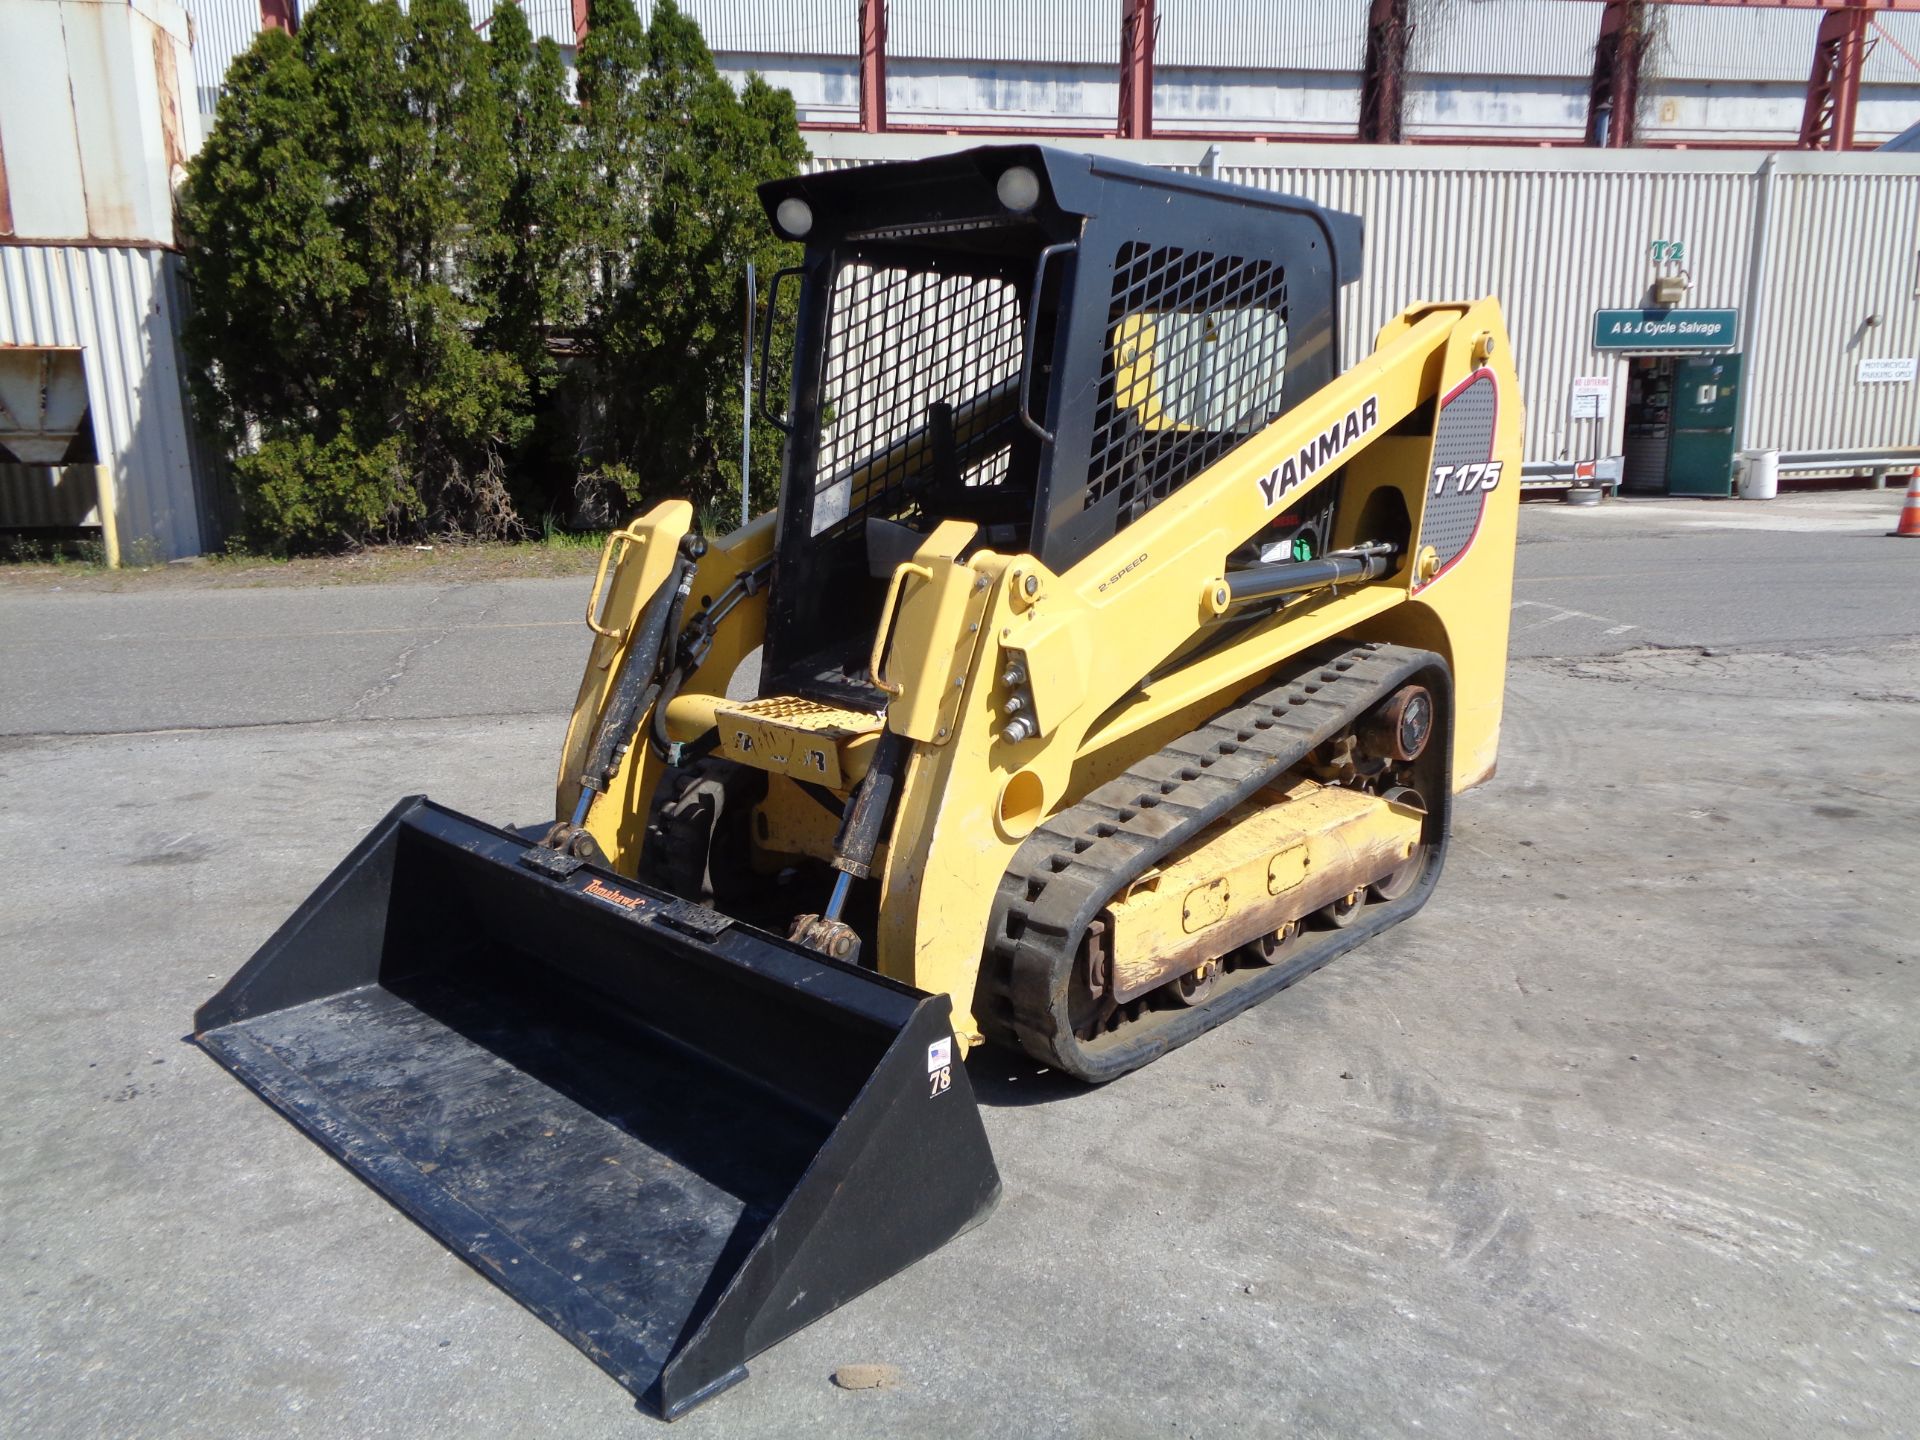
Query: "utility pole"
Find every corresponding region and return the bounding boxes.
[742,261,755,531]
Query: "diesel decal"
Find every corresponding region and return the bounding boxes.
[1431,460,1503,496]
[1256,396,1379,507]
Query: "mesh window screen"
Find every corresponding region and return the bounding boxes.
[811,263,1024,538]
[1088,242,1290,530]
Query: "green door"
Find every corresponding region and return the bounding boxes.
[1665,353,1743,496]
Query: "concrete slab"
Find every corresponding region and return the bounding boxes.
[3,502,1918,1438]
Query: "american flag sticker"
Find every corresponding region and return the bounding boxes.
[926,1037,952,1074]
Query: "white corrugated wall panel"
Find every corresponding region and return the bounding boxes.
[1650,9,1818,84]
[516,0,576,47]
[1746,168,1920,454]
[469,0,578,47]
[1153,69,1365,135]
[0,244,217,559]
[885,62,1119,128]
[0,464,102,528]
[1154,0,1366,73]
[181,0,265,116]
[1865,14,1920,85]
[887,0,1117,63]
[0,0,94,238]
[811,138,1920,466]
[1215,158,1757,463]
[1411,0,1602,81]
[680,0,853,57]
[194,1,581,113]
[1401,76,1590,142]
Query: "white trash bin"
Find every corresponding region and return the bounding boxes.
[1738,449,1779,500]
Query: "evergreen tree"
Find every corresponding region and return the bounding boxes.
[371,0,525,535]
[484,1,583,392]
[574,0,652,318]
[578,0,806,522]
[179,21,407,543]
[182,0,529,546]
[178,28,358,444]
[179,0,807,546]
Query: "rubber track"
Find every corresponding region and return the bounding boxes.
[980,641,1452,1083]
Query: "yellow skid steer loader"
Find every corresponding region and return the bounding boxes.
[197,146,1521,1417]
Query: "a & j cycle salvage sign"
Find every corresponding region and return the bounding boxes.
[1592,308,1738,352]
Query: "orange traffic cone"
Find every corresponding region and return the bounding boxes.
[1893,474,1920,537]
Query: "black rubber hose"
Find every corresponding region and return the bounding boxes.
[644,570,700,758]
[649,665,685,758]
[581,554,691,790]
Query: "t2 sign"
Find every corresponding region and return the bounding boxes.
[1650,239,1687,264]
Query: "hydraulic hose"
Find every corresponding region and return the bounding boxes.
[580,549,696,794]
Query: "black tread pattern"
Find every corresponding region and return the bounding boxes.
[980,641,1451,1083]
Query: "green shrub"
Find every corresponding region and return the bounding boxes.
[180,0,802,550]
[234,431,415,548]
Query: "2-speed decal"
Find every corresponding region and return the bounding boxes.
[1414,367,1500,592]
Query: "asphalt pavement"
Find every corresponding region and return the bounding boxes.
[3,490,1917,1438]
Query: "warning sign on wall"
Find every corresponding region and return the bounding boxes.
[1570,375,1611,420]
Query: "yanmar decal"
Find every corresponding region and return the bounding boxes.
[1256,395,1379,508]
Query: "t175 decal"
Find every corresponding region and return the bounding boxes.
[1431,460,1503,496]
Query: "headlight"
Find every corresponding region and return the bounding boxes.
[775,197,813,239]
[996,165,1041,213]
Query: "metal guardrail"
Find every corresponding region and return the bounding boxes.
[1521,460,1619,491]
[1521,462,1579,488]
[1772,448,1920,484]
[1524,450,1920,490]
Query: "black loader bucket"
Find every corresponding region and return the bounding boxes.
[194,797,1000,1419]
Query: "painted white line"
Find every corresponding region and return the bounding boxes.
[1513,599,1639,636]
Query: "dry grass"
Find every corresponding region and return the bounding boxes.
[0,536,608,593]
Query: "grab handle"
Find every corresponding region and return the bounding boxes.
[585,527,646,641]
[869,562,935,697]
[1019,242,1076,443]
[757,266,803,433]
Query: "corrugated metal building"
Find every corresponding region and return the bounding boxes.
[677,0,859,126]
[1403,0,1603,142]
[12,1,1920,561]
[808,133,1920,476]
[181,0,265,121]
[186,0,581,122]
[180,1,1920,143]
[0,0,220,563]
[1151,0,1368,136]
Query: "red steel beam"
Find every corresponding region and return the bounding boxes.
[1357,0,1410,142]
[1628,0,1919,7]
[1585,0,1647,146]
[259,0,295,32]
[860,0,887,133]
[1119,0,1156,139]
[1800,6,1875,146]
